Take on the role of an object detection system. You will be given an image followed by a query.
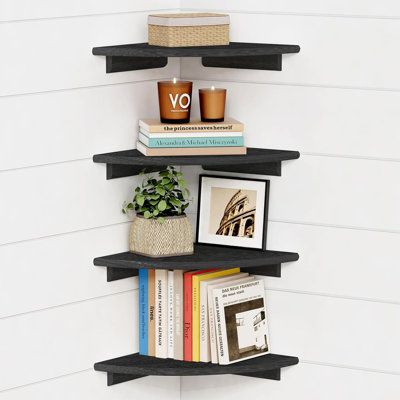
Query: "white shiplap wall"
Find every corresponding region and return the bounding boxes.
[2,1,400,399]
[0,1,180,399]
[180,1,400,399]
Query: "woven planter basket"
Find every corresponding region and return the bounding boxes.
[129,215,194,258]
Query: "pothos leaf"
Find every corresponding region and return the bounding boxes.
[157,200,167,211]
[143,210,152,219]
[156,186,166,196]
[135,194,145,206]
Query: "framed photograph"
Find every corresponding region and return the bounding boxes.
[196,175,269,250]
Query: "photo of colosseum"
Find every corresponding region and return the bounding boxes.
[210,188,256,238]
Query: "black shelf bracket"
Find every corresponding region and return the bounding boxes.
[105,162,281,180]
[105,369,281,386]
[104,54,282,73]
[105,263,281,282]
[106,267,137,282]
[236,369,281,380]
[106,164,167,180]
[105,264,281,282]
[202,54,282,71]
[202,161,281,176]
[106,56,168,73]
[107,372,146,386]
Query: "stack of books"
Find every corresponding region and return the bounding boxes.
[138,268,270,365]
[136,118,247,156]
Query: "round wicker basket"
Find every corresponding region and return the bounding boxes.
[129,214,194,258]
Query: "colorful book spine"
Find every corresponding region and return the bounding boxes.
[147,269,156,356]
[155,269,168,358]
[192,268,240,362]
[167,270,174,359]
[138,269,148,355]
[139,132,244,148]
[183,269,216,361]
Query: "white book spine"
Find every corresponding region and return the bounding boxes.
[208,285,219,364]
[139,128,243,138]
[200,273,249,363]
[199,281,209,362]
[208,276,255,363]
[173,270,184,360]
[213,292,225,363]
[167,270,174,359]
[155,269,168,358]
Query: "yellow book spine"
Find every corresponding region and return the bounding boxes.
[192,268,240,361]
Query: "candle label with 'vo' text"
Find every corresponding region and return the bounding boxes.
[169,93,191,111]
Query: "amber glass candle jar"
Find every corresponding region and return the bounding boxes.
[157,78,193,123]
[199,86,227,122]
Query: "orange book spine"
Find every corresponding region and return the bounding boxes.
[183,269,216,361]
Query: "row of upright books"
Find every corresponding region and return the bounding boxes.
[136,118,247,156]
[138,268,270,365]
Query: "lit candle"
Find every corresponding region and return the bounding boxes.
[157,78,193,123]
[199,86,227,122]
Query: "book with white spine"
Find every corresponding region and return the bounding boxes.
[155,269,168,358]
[213,279,269,365]
[173,270,184,360]
[199,272,249,362]
[167,270,174,358]
[208,276,255,364]
[139,128,243,138]
[139,118,244,133]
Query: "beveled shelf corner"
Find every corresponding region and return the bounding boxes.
[93,148,300,179]
[94,243,299,282]
[92,42,300,73]
[94,353,299,385]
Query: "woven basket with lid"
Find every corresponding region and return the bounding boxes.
[148,13,230,47]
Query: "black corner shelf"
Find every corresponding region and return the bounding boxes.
[94,353,299,385]
[94,243,299,282]
[92,42,300,73]
[93,148,300,179]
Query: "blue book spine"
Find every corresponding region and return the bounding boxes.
[141,134,244,148]
[139,269,148,355]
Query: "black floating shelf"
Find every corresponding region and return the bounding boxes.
[92,42,300,72]
[93,148,300,179]
[94,353,299,385]
[94,243,299,282]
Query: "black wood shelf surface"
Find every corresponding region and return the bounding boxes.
[92,42,300,73]
[94,243,299,282]
[94,353,299,385]
[93,148,300,179]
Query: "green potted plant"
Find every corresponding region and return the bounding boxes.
[123,166,193,257]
